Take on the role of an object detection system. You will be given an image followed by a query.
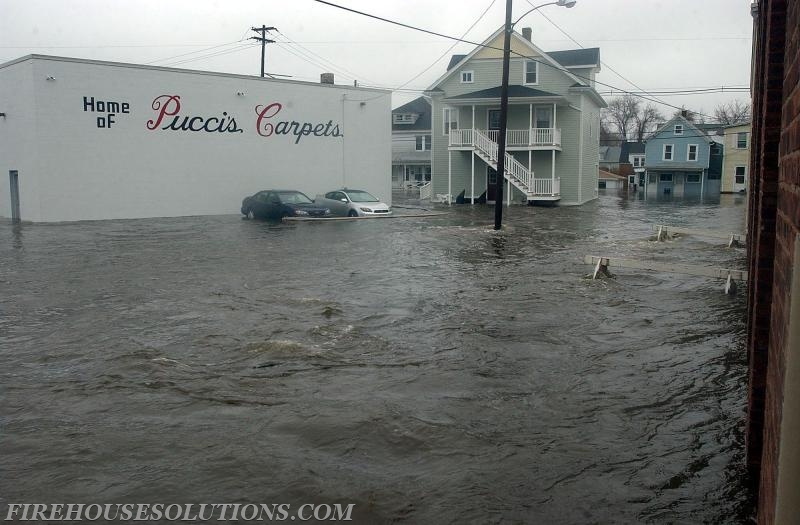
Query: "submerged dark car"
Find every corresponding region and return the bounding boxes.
[241,190,330,220]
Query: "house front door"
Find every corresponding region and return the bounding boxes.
[487,167,498,202]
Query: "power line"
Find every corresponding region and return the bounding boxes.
[529,4,671,108]
[395,0,497,92]
[147,40,246,65]
[274,29,378,85]
[272,38,360,83]
[159,43,256,68]
[311,0,719,120]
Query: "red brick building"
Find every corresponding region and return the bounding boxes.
[746,0,800,523]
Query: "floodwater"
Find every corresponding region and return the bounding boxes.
[0,191,753,523]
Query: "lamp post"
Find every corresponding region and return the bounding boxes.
[494,0,576,230]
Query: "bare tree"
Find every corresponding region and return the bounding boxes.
[603,95,639,142]
[600,113,623,146]
[634,104,664,142]
[713,100,752,125]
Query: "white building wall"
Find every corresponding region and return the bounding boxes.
[0,60,39,219]
[0,56,391,222]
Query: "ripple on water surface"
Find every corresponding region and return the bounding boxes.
[0,193,753,522]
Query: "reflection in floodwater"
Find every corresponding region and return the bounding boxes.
[0,194,753,523]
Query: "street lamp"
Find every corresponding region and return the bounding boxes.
[513,0,576,27]
[493,0,576,230]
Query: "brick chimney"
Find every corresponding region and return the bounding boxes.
[522,27,532,42]
[320,73,334,85]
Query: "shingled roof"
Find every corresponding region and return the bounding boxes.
[392,96,431,132]
[444,85,560,100]
[546,48,600,67]
[447,47,599,71]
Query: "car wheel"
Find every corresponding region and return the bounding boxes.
[348,210,359,217]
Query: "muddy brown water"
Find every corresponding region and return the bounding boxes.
[0,192,753,523]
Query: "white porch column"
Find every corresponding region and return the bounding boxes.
[448,151,452,205]
[507,177,511,206]
[471,152,475,204]
[472,105,476,131]
[529,104,533,145]
[553,103,557,127]
[551,151,556,195]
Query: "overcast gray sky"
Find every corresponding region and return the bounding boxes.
[1,0,754,119]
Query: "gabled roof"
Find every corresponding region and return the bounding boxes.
[547,48,600,68]
[444,85,561,100]
[392,96,431,132]
[694,122,724,136]
[427,26,588,92]
[600,146,622,163]
[620,141,646,162]
[649,115,713,143]
[393,96,430,114]
[723,121,751,129]
[447,55,467,71]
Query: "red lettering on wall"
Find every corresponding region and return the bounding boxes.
[147,95,181,130]
[255,103,283,137]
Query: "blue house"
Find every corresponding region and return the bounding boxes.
[643,115,723,198]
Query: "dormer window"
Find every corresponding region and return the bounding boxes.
[674,124,684,135]
[393,113,416,125]
[460,71,474,83]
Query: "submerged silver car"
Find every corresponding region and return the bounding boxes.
[314,189,391,217]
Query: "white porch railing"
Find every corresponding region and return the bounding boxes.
[449,129,473,147]
[460,129,560,199]
[462,128,561,148]
[531,177,561,196]
[418,182,432,200]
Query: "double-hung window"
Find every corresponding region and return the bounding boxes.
[524,60,538,85]
[443,107,459,135]
[460,71,474,83]
[663,144,674,161]
[735,166,746,184]
[737,132,748,149]
[415,135,431,151]
[674,124,683,135]
[687,144,698,161]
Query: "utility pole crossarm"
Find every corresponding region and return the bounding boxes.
[250,25,278,78]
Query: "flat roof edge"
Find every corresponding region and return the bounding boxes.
[0,54,390,94]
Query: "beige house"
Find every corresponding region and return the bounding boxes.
[721,123,751,193]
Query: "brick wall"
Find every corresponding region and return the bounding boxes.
[747,0,800,523]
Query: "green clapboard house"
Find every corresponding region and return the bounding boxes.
[425,26,605,206]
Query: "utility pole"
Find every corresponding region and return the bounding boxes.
[494,0,513,230]
[250,25,276,78]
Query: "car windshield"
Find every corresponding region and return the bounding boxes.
[277,191,313,204]
[345,191,379,202]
